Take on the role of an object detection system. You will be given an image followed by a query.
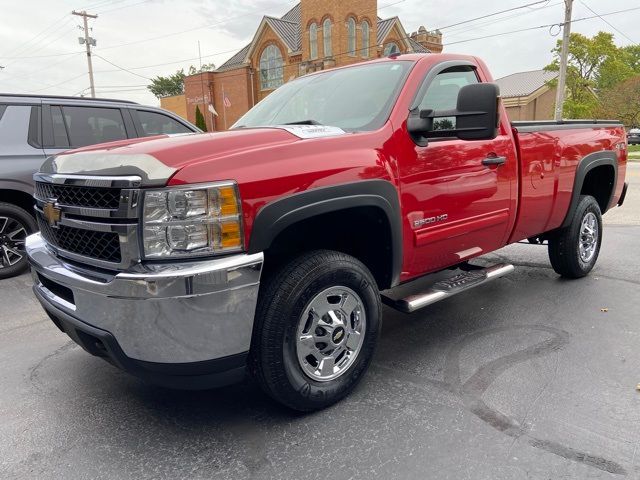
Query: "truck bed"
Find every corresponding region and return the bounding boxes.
[509,120,627,243]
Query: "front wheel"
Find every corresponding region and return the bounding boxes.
[251,250,381,411]
[548,195,602,278]
[0,202,36,280]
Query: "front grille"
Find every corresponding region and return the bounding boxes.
[35,182,121,209]
[37,214,121,263]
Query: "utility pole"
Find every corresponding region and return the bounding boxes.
[554,0,573,122]
[72,10,98,98]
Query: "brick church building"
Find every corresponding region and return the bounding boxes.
[164,0,443,131]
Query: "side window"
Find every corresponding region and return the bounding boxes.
[28,106,42,148]
[136,110,192,136]
[51,106,70,148]
[61,106,127,147]
[0,104,7,122]
[417,67,479,130]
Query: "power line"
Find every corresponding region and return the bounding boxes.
[435,0,551,30]
[93,53,152,79]
[443,1,562,37]
[93,46,244,74]
[96,0,152,14]
[0,49,84,61]
[31,72,88,92]
[0,14,71,59]
[89,0,405,76]
[94,0,304,51]
[0,52,83,83]
[578,0,637,45]
[444,5,640,47]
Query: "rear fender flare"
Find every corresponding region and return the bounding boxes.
[560,150,617,229]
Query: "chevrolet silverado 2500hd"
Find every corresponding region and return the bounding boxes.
[26,54,628,411]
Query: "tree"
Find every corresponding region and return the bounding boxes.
[188,63,215,75]
[195,105,207,132]
[545,32,629,118]
[596,75,640,127]
[148,69,186,98]
[147,64,216,99]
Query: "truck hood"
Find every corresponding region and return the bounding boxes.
[39,126,348,186]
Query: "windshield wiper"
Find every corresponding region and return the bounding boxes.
[283,119,322,126]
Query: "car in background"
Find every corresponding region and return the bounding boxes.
[628,128,640,145]
[0,94,200,279]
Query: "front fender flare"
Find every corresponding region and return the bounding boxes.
[247,180,402,288]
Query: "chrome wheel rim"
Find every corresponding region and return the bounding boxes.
[578,212,598,263]
[295,286,366,382]
[0,216,28,269]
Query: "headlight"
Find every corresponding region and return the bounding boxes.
[142,181,243,258]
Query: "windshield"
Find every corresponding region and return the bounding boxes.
[232,60,414,132]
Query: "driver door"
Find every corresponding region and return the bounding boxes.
[397,65,516,277]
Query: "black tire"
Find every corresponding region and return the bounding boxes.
[548,195,602,279]
[0,202,36,280]
[251,250,382,412]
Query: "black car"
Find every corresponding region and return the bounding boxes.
[628,128,640,145]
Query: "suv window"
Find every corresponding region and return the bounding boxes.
[417,67,479,130]
[51,106,70,148]
[28,106,42,148]
[136,110,192,136]
[61,106,127,147]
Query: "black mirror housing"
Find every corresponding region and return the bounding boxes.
[456,83,500,140]
[407,82,500,145]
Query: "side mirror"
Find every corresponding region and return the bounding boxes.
[407,83,500,145]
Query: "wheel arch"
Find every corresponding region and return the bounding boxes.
[0,188,36,217]
[248,180,402,289]
[560,150,617,229]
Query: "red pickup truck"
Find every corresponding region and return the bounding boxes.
[26,53,628,411]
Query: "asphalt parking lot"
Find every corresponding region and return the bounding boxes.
[1,163,639,480]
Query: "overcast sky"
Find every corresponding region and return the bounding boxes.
[0,0,638,106]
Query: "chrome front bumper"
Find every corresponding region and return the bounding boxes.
[26,233,263,365]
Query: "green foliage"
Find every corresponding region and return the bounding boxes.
[147,64,217,99]
[596,75,640,127]
[628,144,640,153]
[545,32,640,118]
[188,63,216,75]
[195,105,207,132]
[148,69,186,99]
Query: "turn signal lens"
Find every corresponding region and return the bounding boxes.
[220,221,242,249]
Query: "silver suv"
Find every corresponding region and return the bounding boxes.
[0,94,199,279]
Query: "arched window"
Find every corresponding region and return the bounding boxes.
[361,21,370,58]
[323,18,332,57]
[384,42,400,56]
[347,17,356,56]
[309,23,318,60]
[259,45,284,90]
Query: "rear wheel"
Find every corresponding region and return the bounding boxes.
[251,250,381,411]
[0,203,36,280]
[548,195,602,278]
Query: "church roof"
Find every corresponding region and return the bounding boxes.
[217,3,427,71]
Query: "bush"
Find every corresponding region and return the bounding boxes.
[195,105,207,132]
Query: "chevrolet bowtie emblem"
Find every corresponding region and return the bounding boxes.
[43,201,62,228]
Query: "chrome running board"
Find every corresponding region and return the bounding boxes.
[382,263,514,313]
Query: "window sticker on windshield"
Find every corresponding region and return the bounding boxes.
[272,125,347,139]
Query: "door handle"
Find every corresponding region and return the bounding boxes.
[482,155,506,167]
